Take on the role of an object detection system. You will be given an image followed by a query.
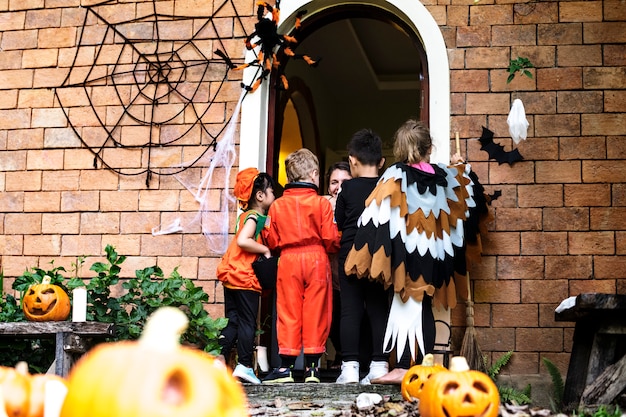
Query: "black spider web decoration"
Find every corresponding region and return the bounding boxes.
[54,0,254,186]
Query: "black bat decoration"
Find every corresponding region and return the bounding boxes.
[478,126,524,165]
[488,190,502,203]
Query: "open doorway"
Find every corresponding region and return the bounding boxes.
[271,9,427,190]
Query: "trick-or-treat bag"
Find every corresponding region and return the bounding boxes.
[507,98,529,144]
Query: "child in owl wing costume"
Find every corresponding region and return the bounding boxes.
[344,119,487,383]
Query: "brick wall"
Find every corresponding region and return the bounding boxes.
[0,0,624,380]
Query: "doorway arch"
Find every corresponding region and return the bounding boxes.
[239,0,451,171]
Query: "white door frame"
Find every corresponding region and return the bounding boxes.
[239,0,451,169]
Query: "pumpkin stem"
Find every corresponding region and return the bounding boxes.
[14,361,29,376]
[42,275,52,285]
[449,356,471,372]
[140,307,189,352]
[421,353,435,367]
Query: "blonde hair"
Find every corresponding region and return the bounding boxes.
[393,119,432,164]
[285,148,319,183]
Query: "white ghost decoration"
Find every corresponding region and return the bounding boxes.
[507,98,529,144]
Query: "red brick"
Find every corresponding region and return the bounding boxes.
[0,69,34,90]
[101,235,141,256]
[63,149,97,170]
[536,114,581,137]
[516,328,563,352]
[120,212,160,234]
[591,207,626,230]
[518,184,563,208]
[605,91,626,113]
[18,89,54,108]
[544,207,589,231]
[181,234,212,257]
[545,255,592,279]
[475,279,520,303]
[539,303,568,328]
[0,11,25,31]
[515,3,558,23]
[476,328,515,352]
[512,46,555,69]
[584,22,626,43]
[537,23,582,45]
[0,192,24,212]
[1,256,39,277]
[465,47,509,69]
[559,1,603,22]
[138,190,180,211]
[583,161,626,183]
[0,51,23,70]
[522,279,568,303]
[607,136,626,159]
[557,45,602,67]
[447,5,469,27]
[79,170,119,190]
[157,257,198,280]
[0,30,38,50]
[141,234,182,257]
[7,129,43,150]
[537,67,583,91]
[564,184,611,207]
[492,304,538,327]
[5,170,41,191]
[24,191,61,212]
[569,279,616,294]
[536,161,581,183]
[614,184,626,207]
[424,5,446,25]
[466,93,510,115]
[24,234,61,255]
[584,67,626,89]
[456,26,490,47]
[498,255,544,279]
[80,212,120,234]
[489,161,535,184]
[100,191,139,212]
[41,213,79,234]
[594,256,626,279]
[61,234,102,256]
[24,8,61,28]
[5,213,41,234]
[557,91,603,114]
[41,170,79,191]
[26,149,65,170]
[450,69,489,92]
[492,25,536,46]
[517,137,559,161]
[569,231,614,255]
[521,232,568,255]
[33,67,69,88]
[604,45,626,66]
[560,136,606,160]
[470,5,513,25]
[495,207,542,231]
[60,190,99,212]
[0,90,18,109]
[468,255,496,282]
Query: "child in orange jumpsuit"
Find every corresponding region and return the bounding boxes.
[262,148,341,383]
[216,167,276,384]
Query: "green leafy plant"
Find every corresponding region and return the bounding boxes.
[1,245,227,371]
[485,351,532,405]
[575,405,623,417]
[542,357,565,413]
[507,57,534,83]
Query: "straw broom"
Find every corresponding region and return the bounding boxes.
[455,132,485,372]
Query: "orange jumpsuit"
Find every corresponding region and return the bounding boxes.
[263,183,340,356]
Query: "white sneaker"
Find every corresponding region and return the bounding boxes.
[232,363,261,384]
[336,361,359,384]
[360,361,389,385]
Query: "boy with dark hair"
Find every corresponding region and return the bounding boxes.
[334,128,389,384]
[262,148,340,383]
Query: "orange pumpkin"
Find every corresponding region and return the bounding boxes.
[401,353,446,402]
[60,307,249,417]
[0,361,67,417]
[22,276,71,322]
[419,356,500,417]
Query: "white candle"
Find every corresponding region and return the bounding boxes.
[72,287,87,322]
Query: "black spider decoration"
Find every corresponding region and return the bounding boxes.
[216,0,319,92]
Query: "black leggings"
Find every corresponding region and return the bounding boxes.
[218,288,259,368]
[339,273,390,363]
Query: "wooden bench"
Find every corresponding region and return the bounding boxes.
[0,321,115,377]
[555,293,626,410]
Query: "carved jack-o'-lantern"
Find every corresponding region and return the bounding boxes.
[401,353,446,402]
[419,356,500,417]
[60,307,249,417]
[22,276,71,322]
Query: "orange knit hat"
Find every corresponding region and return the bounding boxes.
[233,167,260,210]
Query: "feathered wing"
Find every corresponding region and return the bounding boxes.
[344,162,477,358]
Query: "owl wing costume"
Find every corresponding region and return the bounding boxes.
[344,162,482,360]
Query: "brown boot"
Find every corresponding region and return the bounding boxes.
[369,367,408,385]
